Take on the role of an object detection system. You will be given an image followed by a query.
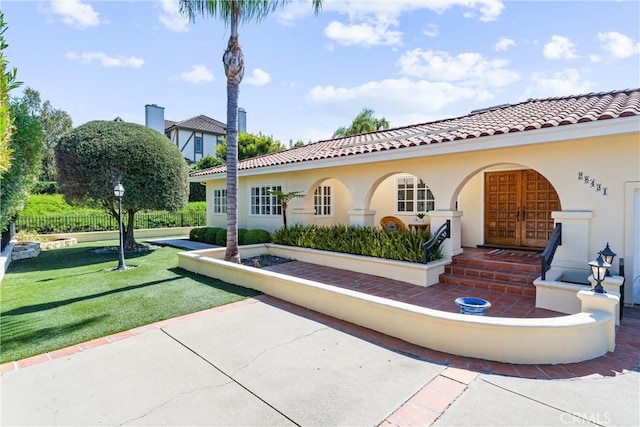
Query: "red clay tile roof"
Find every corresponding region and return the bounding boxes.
[166,115,226,135]
[191,88,640,177]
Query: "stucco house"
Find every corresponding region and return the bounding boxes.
[190,88,640,306]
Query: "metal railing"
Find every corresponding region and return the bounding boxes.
[423,219,450,263]
[540,223,562,280]
[15,212,206,234]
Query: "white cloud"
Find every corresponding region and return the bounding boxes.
[278,0,504,26]
[324,21,402,47]
[495,37,515,51]
[180,65,214,83]
[278,1,504,47]
[597,31,640,58]
[423,23,439,38]
[50,0,100,28]
[589,54,602,63]
[307,78,480,114]
[158,0,189,33]
[245,68,271,87]
[543,35,578,59]
[398,49,520,87]
[66,51,144,68]
[521,69,592,100]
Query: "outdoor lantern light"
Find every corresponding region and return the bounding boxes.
[600,243,617,276]
[588,253,611,294]
[113,182,126,270]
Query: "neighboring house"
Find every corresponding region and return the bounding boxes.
[190,89,640,305]
[145,104,247,164]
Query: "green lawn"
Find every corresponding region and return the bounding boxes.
[0,241,258,363]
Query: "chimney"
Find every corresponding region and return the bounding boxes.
[145,104,165,134]
[238,107,247,133]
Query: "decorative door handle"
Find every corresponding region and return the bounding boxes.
[516,207,520,221]
[522,206,526,221]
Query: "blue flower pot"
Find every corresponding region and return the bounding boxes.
[455,297,491,316]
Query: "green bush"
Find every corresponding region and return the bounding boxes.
[214,228,226,246]
[32,181,59,194]
[238,228,248,244]
[204,227,221,244]
[244,229,272,244]
[189,226,272,246]
[189,227,207,241]
[271,224,435,263]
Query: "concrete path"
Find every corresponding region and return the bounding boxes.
[2,295,638,426]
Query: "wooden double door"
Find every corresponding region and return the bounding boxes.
[484,170,560,248]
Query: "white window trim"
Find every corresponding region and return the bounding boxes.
[249,184,282,216]
[314,185,333,217]
[395,176,435,215]
[212,188,227,215]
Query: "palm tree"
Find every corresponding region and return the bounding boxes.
[180,0,322,262]
[332,107,390,138]
[268,189,304,228]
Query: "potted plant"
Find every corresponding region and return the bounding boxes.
[415,212,426,222]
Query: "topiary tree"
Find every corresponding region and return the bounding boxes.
[55,120,189,249]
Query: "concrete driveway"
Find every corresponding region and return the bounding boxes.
[1,297,444,426]
[2,295,638,426]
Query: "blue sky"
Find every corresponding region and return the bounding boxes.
[3,0,639,144]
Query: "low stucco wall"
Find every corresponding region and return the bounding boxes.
[196,243,448,287]
[178,247,616,365]
[39,227,194,243]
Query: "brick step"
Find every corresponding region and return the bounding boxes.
[439,273,536,297]
[444,264,540,284]
[449,256,540,274]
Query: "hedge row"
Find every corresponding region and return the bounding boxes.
[189,227,272,246]
[271,224,438,263]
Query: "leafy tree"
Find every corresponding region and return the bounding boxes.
[55,121,189,249]
[268,189,304,229]
[19,88,73,181]
[288,139,306,148]
[180,0,322,263]
[216,132,286,161]
[332,107,390,138]
[0,12,22,174]
[0,100,44,233]
[192,154,224,171]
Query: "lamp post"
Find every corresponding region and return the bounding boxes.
[599,243,617,277]
[113,182,126,270]
[588,253,610,294]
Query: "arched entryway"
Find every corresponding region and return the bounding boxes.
[484,169,561,248]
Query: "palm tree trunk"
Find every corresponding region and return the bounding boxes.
[222,7,243,263]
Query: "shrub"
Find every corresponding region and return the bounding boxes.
[189,227,207,241]
[32,181,59,194]
[204,227,221,245]
[238,228,248,244]
[271,224,435,263]
[243,229,272,245]
[214,228,226,246]
[189,226,272,246]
